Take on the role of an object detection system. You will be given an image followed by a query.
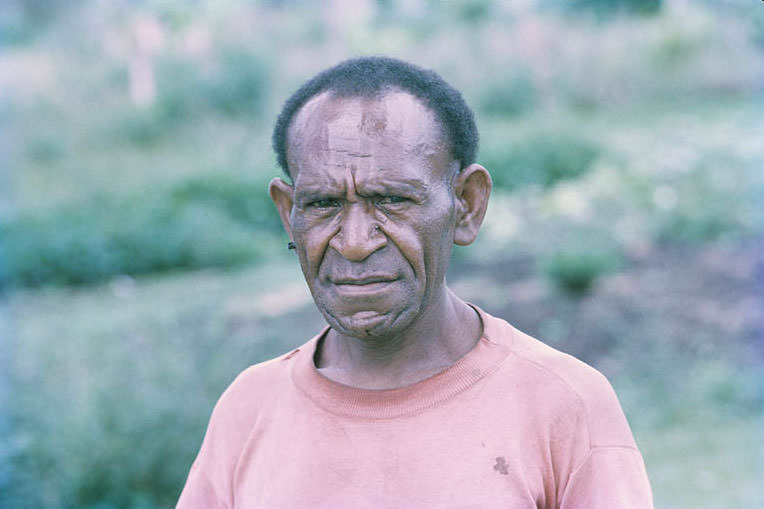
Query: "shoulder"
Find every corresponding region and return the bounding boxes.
[211,342,310,424]
[480,309,637,449]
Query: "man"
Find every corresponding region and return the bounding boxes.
[178,56,653,508]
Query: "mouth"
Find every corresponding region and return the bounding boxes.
[330,275,399,295]
[331,276,398,285]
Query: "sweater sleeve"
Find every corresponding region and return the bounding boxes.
[559,446,653,509]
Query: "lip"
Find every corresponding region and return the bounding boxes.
[331,276,398,285]
[330,276,399,295]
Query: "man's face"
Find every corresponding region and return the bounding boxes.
[282,91,460,339]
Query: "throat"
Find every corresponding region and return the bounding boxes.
[315,291,482,389]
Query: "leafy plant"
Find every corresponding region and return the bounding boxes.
[478,68,537,118]
[541,247,621,295]
[1,175,282,288]
[481,129,600,191]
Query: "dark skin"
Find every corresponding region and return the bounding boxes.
[270,90,492,389]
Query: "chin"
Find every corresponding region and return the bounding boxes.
[322,306,415,340]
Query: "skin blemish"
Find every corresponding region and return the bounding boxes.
[493,456,509,475]
[361,102,388,135]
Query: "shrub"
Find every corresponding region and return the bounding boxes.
[110,109,169,147]
[0,175,282,288]
[107,50,269,147]
[561,0,662,18]
[650,156,762,245]
[153,56,207,125]
[478,68,536,118]
[480,129,600,191]
[170,174,282,232]
[541,247,621,295]
[203,48,269,117]
[25,134,67,163]
[154,49,269,122]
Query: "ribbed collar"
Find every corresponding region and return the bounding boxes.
[291,306,513,419]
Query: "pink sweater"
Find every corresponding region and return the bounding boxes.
[178,308,652,508]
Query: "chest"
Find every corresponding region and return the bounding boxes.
[231,401,562,508]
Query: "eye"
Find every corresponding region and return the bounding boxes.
[308,198,341,209]
[376,195,409,206]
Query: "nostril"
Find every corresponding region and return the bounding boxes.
[330,221,387,262]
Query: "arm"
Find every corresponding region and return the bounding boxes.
[559,445,653,508]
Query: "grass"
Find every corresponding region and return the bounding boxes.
[638,413,764,508]
[1,261,323,507]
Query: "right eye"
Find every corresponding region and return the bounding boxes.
[308,198,341,209]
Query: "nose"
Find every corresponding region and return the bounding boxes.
[329,203,386,261]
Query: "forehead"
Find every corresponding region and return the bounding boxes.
[286,90,452,186]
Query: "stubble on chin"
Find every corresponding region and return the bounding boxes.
[322,305,412,340]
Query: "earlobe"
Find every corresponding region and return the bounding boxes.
[453,164,492,246]
[269,177,295,240]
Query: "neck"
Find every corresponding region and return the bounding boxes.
[316,286,482,389]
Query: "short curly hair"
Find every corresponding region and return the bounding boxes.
[272,56,479,178]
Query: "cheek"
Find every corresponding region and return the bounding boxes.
[292,216,338,272]
[393,209,455,275]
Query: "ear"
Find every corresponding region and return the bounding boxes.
[269,177,295,240]
[452,163,492,246]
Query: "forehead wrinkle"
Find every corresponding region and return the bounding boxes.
[296,169,345,191]
[288,90,453,185]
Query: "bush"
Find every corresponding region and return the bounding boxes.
[106,49,269,147]
[650,156,762,245]
[481,129,600,191]
[541,247,621,295]
[155,49,269,122]
[0,175,282,288]
[203,48,269,117]
[171,174,282,232]
[561,0,662,18]
[110,109,170,147]
[478,68,537,118]
[1,322,227,508]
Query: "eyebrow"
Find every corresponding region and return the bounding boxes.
[295,176,430,200]
[358,178,429,197]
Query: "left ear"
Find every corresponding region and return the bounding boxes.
[452,163,492,246]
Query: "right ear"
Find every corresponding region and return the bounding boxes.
[269,177,295,241]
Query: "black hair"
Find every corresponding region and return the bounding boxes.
[271,56,479,178]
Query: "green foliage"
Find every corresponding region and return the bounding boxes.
[0,0,74,45]
[171,174,282,233]
[478,68,536,117]
[449,0,493,24]
[109,109,170,148]
[651,156,763,245]
[563,0,662,18]
[541,247,621,295]
[25,133,67,163]
[1,175,282,288]
[153,56,205,125]
[481,129,600,191]
[108,50,269,147]
[204,48,270,117]
[155,49,269,122]
[1,261,314,508]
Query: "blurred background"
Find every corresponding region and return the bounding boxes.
[1,0,762,507]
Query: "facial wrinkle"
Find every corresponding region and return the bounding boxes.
[346,166,359,202]
[361,100,388,136]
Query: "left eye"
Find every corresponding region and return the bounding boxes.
[377,196,408,205]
